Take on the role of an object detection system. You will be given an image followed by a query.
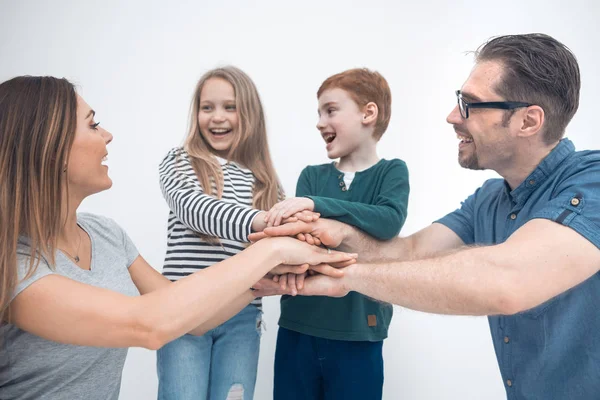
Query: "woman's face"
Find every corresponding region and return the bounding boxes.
[66,95,113,199]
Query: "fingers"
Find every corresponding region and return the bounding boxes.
[248,232,268,242]
[279,274,288,290]
[271,263,309,275]
[273,208,285,227]
[252,277,291,297]
[287,273,298,296]
[293,210,320,223]
[297,272,306,290]
[281,216,299,224]
[296,233,306,242]
[329,259,357,268]
[263,221,312,238]
[309,263,345,278]
[314,247,358,266]
[264,198,315,227]
[304,233,315,245]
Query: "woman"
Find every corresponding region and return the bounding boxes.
[0,76,355,400]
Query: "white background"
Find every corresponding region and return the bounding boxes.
[2,1,599,398]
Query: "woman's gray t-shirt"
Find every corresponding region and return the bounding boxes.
[0,213,140,400]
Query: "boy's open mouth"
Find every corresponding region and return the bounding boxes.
[323,132,336,144]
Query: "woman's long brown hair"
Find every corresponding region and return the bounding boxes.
[183,66,282,211]
[0,76,77,325]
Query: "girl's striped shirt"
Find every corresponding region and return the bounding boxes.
[158,147,262,308]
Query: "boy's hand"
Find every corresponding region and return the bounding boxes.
[249,218,348,249]
[264,197,315,227]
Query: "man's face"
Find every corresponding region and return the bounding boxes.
[446,61,520,171]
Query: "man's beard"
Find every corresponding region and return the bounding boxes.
[459,149,484,170]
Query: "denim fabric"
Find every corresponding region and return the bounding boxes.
[157,304,262,400]
[438,139,600,399]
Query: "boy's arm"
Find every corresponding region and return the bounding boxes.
[295,166,314,197]
[306,160,409,240]
[159,149,262,243]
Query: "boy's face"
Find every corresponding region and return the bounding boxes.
[317,88,366,160]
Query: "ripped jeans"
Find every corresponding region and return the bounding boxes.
[157,304,262,400]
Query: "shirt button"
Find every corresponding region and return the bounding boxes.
[506,379,513,387]
[341,187,347,192]
[510,213,517,220]
[339,182,345,187]
[504,336,510,343]
[571,198,580,206]
[529,180,535,185]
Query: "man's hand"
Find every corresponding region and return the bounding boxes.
[252,269,351,298]
[249,218,349,249]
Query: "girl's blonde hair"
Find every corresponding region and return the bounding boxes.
[183,66,282,211]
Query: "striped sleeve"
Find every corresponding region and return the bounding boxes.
[158,148,261,242]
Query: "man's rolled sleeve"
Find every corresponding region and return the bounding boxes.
[436,187,482,246]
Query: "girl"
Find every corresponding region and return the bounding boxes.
[0,75,354,400]
[156,66,324,400]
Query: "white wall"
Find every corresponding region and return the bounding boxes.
[1,0,599,398]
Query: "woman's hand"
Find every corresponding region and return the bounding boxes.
[268,236,356,267]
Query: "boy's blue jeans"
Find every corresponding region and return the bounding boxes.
[274,327,384,400]
[157,304,262,400]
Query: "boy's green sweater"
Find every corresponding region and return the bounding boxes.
[279,158,410,341]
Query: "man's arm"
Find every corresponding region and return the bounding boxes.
[339,222,464,262]
[305,219,600,316]
[252,218,465,263]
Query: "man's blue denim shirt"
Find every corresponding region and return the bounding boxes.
[438,138,600,400]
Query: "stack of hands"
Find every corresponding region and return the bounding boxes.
[249,197,355,298]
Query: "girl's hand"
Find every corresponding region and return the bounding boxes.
[264,197,315,227]
[284,210,320,224]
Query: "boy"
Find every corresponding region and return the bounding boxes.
[265,68,410,400]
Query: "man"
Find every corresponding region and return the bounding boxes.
[253,34,600,399]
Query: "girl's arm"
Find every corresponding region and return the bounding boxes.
[159,148,262,242]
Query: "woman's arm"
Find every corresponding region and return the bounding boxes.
[127,257,258,336]
[9,238,354,350]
